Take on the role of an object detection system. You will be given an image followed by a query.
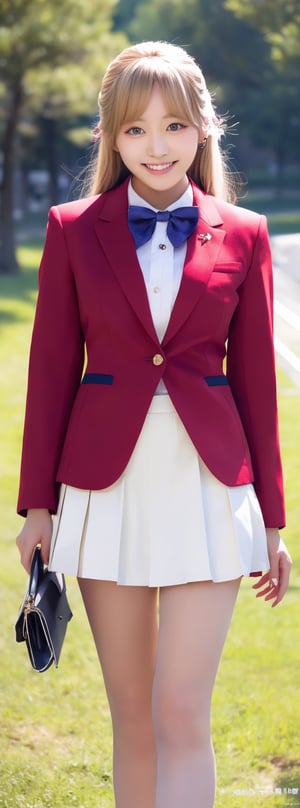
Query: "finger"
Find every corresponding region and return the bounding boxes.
[40,541,50,567]
[263,562,291,607]
[253,571,279,602]
[22,545,37,574]
[264,584,279,603]
[252,572,270,590]
[17,537,39,574]
[268,561,279,590]
[20,552,31,574]
[271,563,291,608]
[255,584,274,599]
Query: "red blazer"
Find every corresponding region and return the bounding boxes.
[17,178,285,527]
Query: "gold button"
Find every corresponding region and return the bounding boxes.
[153,353,164,366]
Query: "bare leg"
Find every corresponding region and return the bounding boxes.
[153,579,241,808]
[78,579,158,808]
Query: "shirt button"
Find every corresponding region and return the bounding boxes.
[153,286,160,293]
[152,354,164,366]
[159,243,167,250]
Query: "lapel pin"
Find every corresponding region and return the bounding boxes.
[199,233,212,243]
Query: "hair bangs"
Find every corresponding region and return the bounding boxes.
[159,75,200,129]
[112,70,155,131]
[107,57,200,136]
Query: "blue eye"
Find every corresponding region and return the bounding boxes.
[167,123,184,131]
[127,126,144,135]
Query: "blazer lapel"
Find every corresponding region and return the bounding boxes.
[163,187,225,345]
[94,180,159,342]
[94,180,226,346]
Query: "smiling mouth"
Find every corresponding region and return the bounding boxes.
[144,162,174,171]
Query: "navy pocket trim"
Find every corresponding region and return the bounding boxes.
[82,373,114,385]
[205,375,228,386]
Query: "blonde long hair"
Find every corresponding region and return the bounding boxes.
[86,41,236,202]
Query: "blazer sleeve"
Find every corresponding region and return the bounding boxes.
[17,206,85,516]
[226,214,286,528]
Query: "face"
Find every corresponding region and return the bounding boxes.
[114,84,200,208]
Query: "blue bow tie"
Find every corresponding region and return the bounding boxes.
[128,205,199,248]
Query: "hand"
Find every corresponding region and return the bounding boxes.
[252,528,292,607]
[16,509,53,573]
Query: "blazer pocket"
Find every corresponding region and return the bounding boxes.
[213,262,241,274]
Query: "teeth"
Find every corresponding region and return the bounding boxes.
[145,163,172,171]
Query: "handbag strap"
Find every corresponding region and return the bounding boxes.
[28,547,44,598]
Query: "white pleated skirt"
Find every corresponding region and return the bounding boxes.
[49,394,269,586]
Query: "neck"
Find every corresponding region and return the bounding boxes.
[131,175,189,209]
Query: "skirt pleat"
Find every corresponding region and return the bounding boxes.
[49,395,269,585]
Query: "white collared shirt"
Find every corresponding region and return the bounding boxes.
[128,180,194,343]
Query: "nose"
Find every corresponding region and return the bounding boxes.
[147,132,168,158]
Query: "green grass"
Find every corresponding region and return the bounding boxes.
[239,191,300,235]
[0,247,300,807]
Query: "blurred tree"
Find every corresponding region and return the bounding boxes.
[225,0,300,183]
[0,0,126,273]
[225,0,299,44]
[115,0,205,45]
[112,0,141,29]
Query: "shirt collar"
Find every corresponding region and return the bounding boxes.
[128,178,193,211]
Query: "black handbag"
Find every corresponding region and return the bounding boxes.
[15,546,73,672]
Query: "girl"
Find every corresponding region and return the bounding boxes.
[16,41,292,808]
